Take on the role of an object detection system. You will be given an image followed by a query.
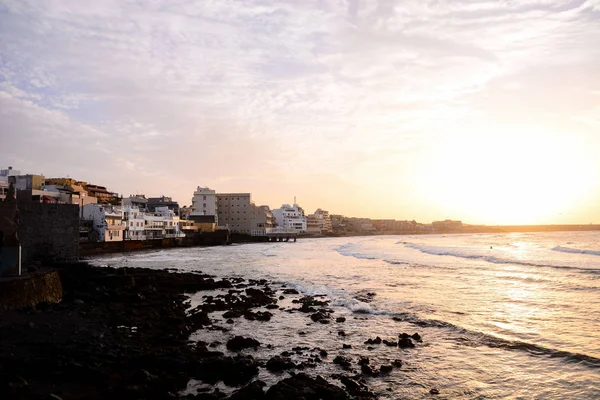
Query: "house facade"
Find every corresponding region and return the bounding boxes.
[272,204,307,233]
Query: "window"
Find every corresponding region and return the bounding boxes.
[203,195,206,200]
[203,203,206,208]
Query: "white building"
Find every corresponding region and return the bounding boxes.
[272,203,307,233]
[0,166,20,185]
[306,208,333,235]
[82,204,125,242]
[217,193,273,234]
[123,206,146,240]
[143,206,184,239]
[191,186,218,225]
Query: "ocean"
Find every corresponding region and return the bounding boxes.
[89,231,600,399]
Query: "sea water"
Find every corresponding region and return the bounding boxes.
[89,231,600,399]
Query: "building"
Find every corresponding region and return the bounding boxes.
[84,184,120,205]
[143,206,183,239]
[9,174,45,191]
[432,220,463,232]
[272,203,307,233]
[123,206,146,240]
[191,186,218,225]
[217,193,273,234]
[147,196,179,214]
[0,166,20,184]
[123,194,148,211]
[81,204,125,242]
[306,208,333,235]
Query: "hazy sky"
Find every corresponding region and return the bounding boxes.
[1,0,599,225]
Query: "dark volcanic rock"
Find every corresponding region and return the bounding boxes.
[310,311,331,324]
[412,332,422,342]
[229,380,266,400]
[194,354,259,386]
[226,336,260,351]
[339,376,375,398]
[392,359,403,368]
[244,310,273,322]
[342,344,352,349]
[380,364,393,374]
[336,317,346,323]
[333,355,352,368]
[265,373,349,400]
[364,336,382,345]
[266,356,297,372]
[283,288,299,294]
[358,356,369,366]
[398,337,415,348]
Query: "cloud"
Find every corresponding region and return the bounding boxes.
[0,0,599,222]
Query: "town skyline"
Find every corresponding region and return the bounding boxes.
[2,1,600,225]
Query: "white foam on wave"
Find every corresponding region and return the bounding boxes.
[402,243,600,273]
[552,246,600,256]
[335,243,378,260]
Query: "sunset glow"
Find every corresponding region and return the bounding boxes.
[1,1,600,224]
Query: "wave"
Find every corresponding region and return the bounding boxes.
[335,244,378,260]
[390,314,600,369]
[403,243,600,274]
[552,246,600,256]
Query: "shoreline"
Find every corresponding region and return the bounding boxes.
[0,262,424,399]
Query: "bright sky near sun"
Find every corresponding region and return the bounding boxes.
[1,0,599,225]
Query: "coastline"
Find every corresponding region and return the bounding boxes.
[0,262,422,399]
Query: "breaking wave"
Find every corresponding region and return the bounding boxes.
[552,246,600,256]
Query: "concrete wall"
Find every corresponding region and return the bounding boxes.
[18,203,79,265]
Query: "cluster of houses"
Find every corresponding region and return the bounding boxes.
[0,167,334,243]
[1,166,464,246]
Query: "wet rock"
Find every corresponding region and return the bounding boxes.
[360,364,378,376]
[229,380,266,400]
[364,336,382,345]
[73,299,84,305]
[333,355,352,368]
[319,350,328,358]
[194,354,259,386]
[278,295,285,300]
[412,333,422,342]
[338,330,346,336]
[265,373,349,400]
[265,304,279,310]
[223,310,244,319]
[392,359,403,368]
[358,357,369,366]
[266,356,297,372]
[226,336,260,351]
[398,337,415,348]
[430,388,440,395]
[226,319,234,324]
[188,310,212,328]
[283,288,299,294]
[310,311,331,324]
[244,310,273,322]
[339,376,375,398]
[336,317,346,323]
[342,344,352,349]
[379,365,393,374]
[383,339,398,347]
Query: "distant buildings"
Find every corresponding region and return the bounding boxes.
[432,220,462,232]
[306,209,333,235]
[272,203,307,234]
[191,186,218,225]
[217,193,273,235]
[148,196,179,214]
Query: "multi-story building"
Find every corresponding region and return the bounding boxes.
[272,203,307,233]
[84,184,120,205]
[9,174,46,191]
[191,186,218,225]
[147,196,179,214]
[143,206,183,239]
[81,204,126,242]
[217,193,273,234]
[306,208,333,234]
[0,166,21,185]
[123,206,146,240]
[123,194,148,211]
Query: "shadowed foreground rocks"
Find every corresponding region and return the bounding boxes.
[0,263,377,400]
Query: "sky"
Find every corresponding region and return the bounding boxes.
[1,0,599,225]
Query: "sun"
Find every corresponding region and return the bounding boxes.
[420,124,596,225]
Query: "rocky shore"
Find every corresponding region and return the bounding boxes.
[0,263,425,399]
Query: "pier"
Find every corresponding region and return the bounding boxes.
[250,227,298,242]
